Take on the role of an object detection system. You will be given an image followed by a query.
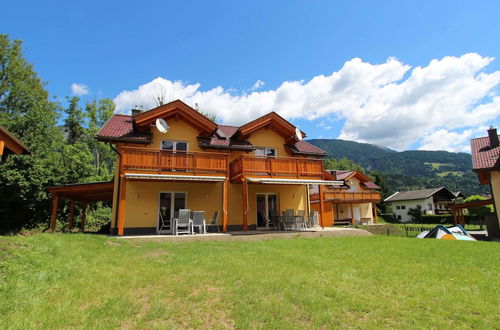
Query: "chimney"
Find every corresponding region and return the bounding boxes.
[487,125,499,148]
[131,109,142,116]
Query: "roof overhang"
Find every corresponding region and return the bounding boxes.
[247,177,343,185]
[46,181,114,203]
[0,125,30,155]
[132,100,217,136]
[237,112,305,143]
[124,173,226,182]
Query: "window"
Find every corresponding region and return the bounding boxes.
[396,205,401,210]
[401,205,406,210]
[397,215,402,220]
[161,140,188,151]
[255,147,277,157]
[428,204,433,210]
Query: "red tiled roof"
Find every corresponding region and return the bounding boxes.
[333,170,354,180]
[97,114,152,143]
[360,181,380,190]
[197,125,254,151]
[470,135,500,170]
[286,140,327,156]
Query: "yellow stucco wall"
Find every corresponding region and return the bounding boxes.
[336,203,373,221]
[121,180,307,229]
[122,180,223,228]
[491,170,500,223]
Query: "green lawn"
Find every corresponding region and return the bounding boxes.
[1,234,499,329]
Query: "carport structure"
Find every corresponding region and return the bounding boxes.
[47,181,114,231]
[450,199,494,225]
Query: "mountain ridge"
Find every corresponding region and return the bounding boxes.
[307,138,487,196]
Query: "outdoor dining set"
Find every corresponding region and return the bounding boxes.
[260,209,319,231]
[159,209,220,235]
[160,208,319,235]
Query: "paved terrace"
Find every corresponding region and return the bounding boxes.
[114,227,372,242]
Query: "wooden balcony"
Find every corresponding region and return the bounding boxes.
[230,155,325,182]
[120,146,228,175]
[310,191,381,203]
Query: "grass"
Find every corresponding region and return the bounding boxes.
[436,171,463,177]
[424,162,447,170]
[1,234,499,328]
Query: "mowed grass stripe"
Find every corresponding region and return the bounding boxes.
[0,234,499,329]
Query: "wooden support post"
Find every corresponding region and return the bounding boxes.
[49,194,60,231]
[0,140,4,156]
[117,176,127,236]
[318,185,325,227]
[350,204,354,225]
[80,203,87,232]
[331,203,336,226]
[373,204,378,223]
[68,200,75,231]
[242,179,248,232]
[453,209,458,225]
[222,179,228,232]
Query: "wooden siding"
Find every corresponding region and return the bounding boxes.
[120,146,228,175]
[310,191,381,203]
[229,155,324,182]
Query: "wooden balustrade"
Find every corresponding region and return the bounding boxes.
[120,146,228,174]
[310,191,381,203]
[230,155,325,181]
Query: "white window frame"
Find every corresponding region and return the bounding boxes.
[255,147,277,157]
[161,140,190,152]
[157,191,188,234]
[256,193,279,229]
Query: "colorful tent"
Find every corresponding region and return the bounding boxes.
[416,224,476,241]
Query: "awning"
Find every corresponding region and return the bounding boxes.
[124,173,227,182]
[246,177,343,185]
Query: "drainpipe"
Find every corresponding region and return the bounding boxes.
[110,145,121,231]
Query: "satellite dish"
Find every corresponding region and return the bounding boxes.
[295,127,303,141]
[155,118,169,133]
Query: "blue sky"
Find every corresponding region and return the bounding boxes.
[2,0,499,152]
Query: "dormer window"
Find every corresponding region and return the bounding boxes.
[255,147,277,157]
[216,128,227,140]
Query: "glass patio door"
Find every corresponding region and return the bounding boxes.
[158,192,187,234]
[256,193,278,229]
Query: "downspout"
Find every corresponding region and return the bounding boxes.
[110,145,122,230]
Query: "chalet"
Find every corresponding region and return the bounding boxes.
[384,187,456,222]
[309,170,381,225]
[0,125,30,160]
[48,100,342,235]
[469,126,499,225]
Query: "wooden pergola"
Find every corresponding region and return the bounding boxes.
[47,181,114,231]
[450,199,494,225]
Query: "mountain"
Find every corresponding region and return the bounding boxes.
[307,139,488,196]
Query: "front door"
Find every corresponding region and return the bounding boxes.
[256,193,278,229]
[158,192,187,234]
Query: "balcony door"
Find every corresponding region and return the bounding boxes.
[158,192,187,234]
[161,140,189,171]
[256,193,278,229]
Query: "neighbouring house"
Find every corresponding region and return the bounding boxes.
[309,170,381,225]
[0,125,30,160]
[384,187,457,222]
[49,100,341,235]
[470,126,499,225]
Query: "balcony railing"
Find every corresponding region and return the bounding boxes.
[230,155,325,181]
[120,146,228,175]
[310,191,381,203]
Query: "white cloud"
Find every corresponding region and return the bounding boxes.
[417,127,488,152]
[249,80,265,91]
[71,83,89,96]
[113,53,500,151]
